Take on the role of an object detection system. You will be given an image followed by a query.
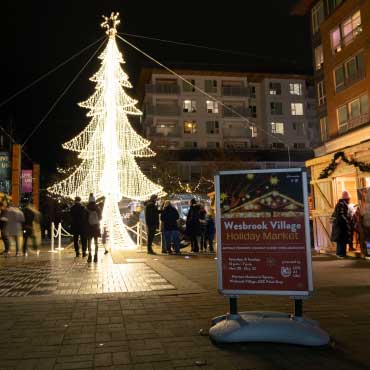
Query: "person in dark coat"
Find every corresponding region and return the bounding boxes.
[186,200,201,253]
[161,200,180,254]
[23,203,41,255]
[145,194,160,254]
[86,194,102,263]
[199,203,207,252]
[206,211,216,253]
[333,190,352,258]
[70,196,88,257]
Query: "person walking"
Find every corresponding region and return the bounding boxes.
[161,200,180,254]
[0,201,10,255]
[332,191,352,258]
[86,194,101,263]
[186,199,201,253]
[23,202,41,256]
[70,196,88,257]
[5,204,25,256]
[144,194,160,254]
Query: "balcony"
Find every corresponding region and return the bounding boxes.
[338,113,369,134]
[333,25,362,54]
[145,104,180,116]
[223,128,250,138]
[335,69,365,93]
[222,107,251,118]
[149,127,181,138]
[222,86,251,97]
[145,84,180,95]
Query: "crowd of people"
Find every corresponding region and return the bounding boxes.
[0,201,41,256]
[144,195,215,255]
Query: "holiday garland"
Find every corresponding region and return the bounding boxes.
[318,151,370,179]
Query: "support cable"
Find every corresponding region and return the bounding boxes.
[22,39,107,147]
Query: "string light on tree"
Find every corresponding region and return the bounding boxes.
[48,12,163,249]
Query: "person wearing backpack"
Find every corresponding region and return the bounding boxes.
[86,193,101,263]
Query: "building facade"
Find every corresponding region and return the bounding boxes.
[139,69,319,183]
[294,0,370,255]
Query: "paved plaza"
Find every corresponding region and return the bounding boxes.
[0,243,370,370]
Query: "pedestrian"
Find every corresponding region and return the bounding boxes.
[0,201,10,255]
[4,204,25,256]
[186,199,201,253]
[70,196,88,257]
[332,191,352,258]
[206,211,216,253]
[159,201,167,253]
[86,193,101,263]
[161,200,181,254]
[101,226,109,255]
[199,203,207,252]
[144,194,160,254]
[23,202,41,256]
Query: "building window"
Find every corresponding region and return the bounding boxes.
[183,100,196,113]
[317,80,326,106]
[205,80,217,93]
[269,82,281,95]
[183,120,197,134]
[334,53,365,91]
[311,0,324,34]
[184,141,198,148]
[249,105,257,117]
[155,120,178,136]
[206,100,219,114]
[183,79,195,92]
[270,102,283,115]
[294,143,306,149]
[206,121,219,134]
[207,141,220,149]
[291,102,304,116]
[292,122,304,136]
[250,86,256,98]
[320,116,328,142]
[271,122,284,135]
[271,142,285,149]
[289,83,303,96]
[314,45,324,70]
[336,94,369,132]
[250,126,257,138]
[331,10,362,53]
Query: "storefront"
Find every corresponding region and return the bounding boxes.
[306,141,370,257]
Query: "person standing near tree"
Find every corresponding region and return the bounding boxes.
[70,196,88,258]
[86,193,101,263]
[145,194,160,254]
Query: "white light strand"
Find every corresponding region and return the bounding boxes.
[48,13,163,249]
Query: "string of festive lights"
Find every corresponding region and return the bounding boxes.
[48,12,163,249]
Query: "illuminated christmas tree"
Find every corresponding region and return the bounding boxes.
[48,13,163,248]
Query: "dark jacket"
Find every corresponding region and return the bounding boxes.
[186,204,202,236]
[206,216,215,236]
[70,202,87,234]
[161,205,179,231]
[86,202,101,238]
[145,201,160,228]
[334,199,352,243]
[23,206,40,237]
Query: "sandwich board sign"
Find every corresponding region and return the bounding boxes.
[215,168,313,296]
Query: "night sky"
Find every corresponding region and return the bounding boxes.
[0,0,311,183]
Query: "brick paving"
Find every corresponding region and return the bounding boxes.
[0,244,369,370]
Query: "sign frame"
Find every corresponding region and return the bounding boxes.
[215,168,313,297]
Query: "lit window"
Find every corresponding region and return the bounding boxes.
[270,102,283,115]
[271,122,284,134]
[206,100,219,114]
[269,82,281,95]
[250,126,257,138]
[314,45,324,70]
[183,120,197,134]
[289,83,303,96]
[317,81,326,106]
[183,100,196,113]
[291,103,304,116]
[183,79,195,92]
[206,121,219,134]
[311,1,324,34]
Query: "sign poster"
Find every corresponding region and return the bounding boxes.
[0,152,10,194]
[215,169,313,296]
[21,170,33,193]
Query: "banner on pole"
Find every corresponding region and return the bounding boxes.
[215,168,313,296]
[21,169,33,193]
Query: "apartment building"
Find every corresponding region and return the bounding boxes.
[293,0,370,254]
[138,68,318,182]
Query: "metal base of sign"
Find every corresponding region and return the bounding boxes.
[209,311,330,346]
